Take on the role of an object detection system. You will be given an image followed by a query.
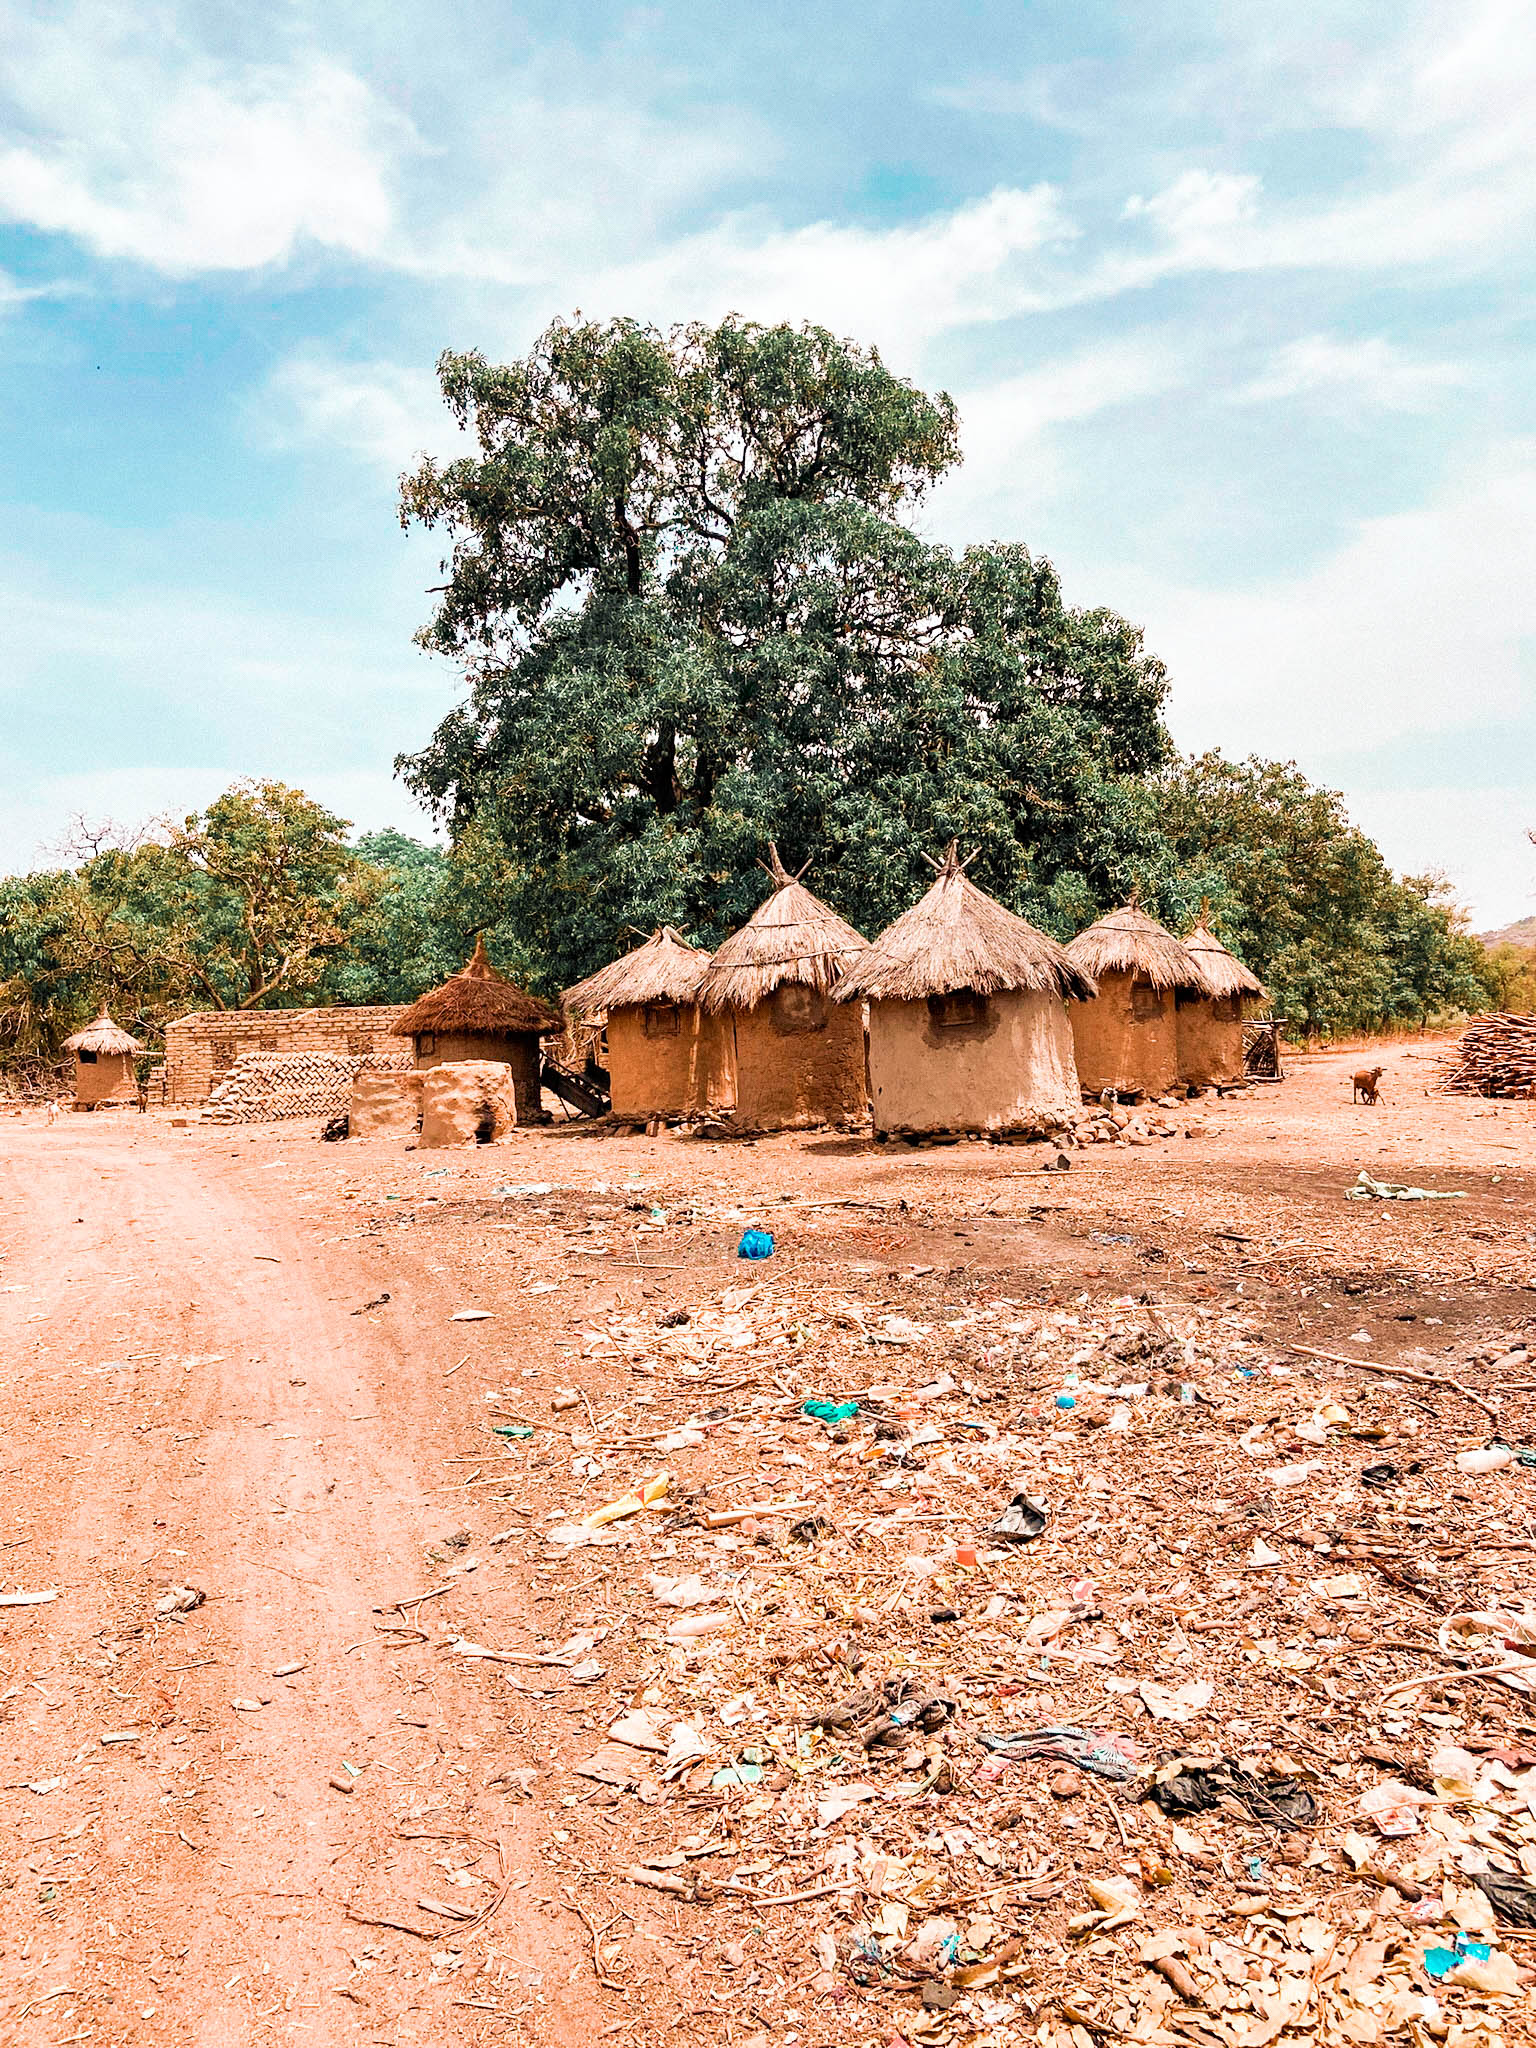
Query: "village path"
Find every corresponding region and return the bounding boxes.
[0,1117,594,2048]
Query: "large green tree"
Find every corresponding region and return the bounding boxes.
[398,315,1172,984]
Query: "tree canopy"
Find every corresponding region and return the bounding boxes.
[399,315,1172,986]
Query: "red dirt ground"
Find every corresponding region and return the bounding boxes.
[1,1037,1532,2047]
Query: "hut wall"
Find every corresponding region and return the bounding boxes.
[606,1005,736,1120]
[73,1049,138,1108]
[866,990,1079,1134]
[162,1005,408,1104]
[1176,994,1245,1086]
[412,1030,544,1121]
[728,989,867,1130]
[1068,971,1179,1097]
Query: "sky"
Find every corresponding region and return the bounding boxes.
[1,0,1533,927]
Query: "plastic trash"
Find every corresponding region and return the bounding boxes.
[803,1398,859,1423]
[1474,1867,1536,1927]
[1347,1170,1465,1202]
[1054,1392,1076,1411]
[1457,1444,1515,1474]
[492,1424,534,1440]
[1360,1461,1400,1489]
[989,1490,1048,1544]
[1146,1758,1317,1826]
[737,1229,775,1260]
[977,1724,1143,1783]
[581,1471,671,1530]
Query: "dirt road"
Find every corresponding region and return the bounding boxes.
[0,1119,591,2046]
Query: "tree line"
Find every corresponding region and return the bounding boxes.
[2,315,1512,1071]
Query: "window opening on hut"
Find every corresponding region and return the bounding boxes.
[770,984,828,1035]
[642,1003,682,1038]
[419,1032,437,1056]
[926,990,989,1032]
[257,1030,280,1052]
[211,1044,235,1073]
[1131,983,1166,1021]
[77,1047,98,1064]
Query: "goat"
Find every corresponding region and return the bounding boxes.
[1352,1066,1384,1105]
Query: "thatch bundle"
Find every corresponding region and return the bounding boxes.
[1439,1014,1536,1098]
[393,936,562,1039]
[835,843,1095,1003]
[1065,904,1203,990]
[64,1010,143,1056]
[1184,920,1267,1002]
[563,927,712,1023]
[699,847,867,1014]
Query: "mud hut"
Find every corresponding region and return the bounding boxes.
[64,1010,142,1110]
[392,937,562,1123]
[563,927,735,1121]
[834,844,1095,1137]
[1064,904,1204,1098]
[1178,918,1268,1086]
[697,847,869,1131]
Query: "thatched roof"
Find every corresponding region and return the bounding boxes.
[698,846,868,1014]
[1065,903,1203,992]
[563,927,712,1023]
[64,1010,142,1057]
[834,844,1096,1004]
[392,936,562,1039]
[1185,920,1267,1002]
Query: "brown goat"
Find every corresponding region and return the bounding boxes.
[1352,1066,1384,1104]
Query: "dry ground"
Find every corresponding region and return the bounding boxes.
[1,1038,1533,2048]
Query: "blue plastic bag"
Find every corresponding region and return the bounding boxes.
[737,1228,775,1260]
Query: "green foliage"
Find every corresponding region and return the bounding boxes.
[1480,943,1536,1014]
[399,314,1172,987]
[1152,753,1495,1033]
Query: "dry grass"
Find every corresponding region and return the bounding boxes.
[562,927,712,1022]
[698,846,867,1014]
[834,842,1094,1002]
[393,935,562,1039]
[1066,903,1203,991]
[63,1011,143,1056]
[1184,920,1267,1001]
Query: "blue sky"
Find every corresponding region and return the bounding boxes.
[2,0,1533,924]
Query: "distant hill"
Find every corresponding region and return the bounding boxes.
[1480,917,1536,950]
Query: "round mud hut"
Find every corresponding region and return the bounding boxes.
[1178,919,1268,1086]
[563,927,736,1123]
[64,1010,142,1110]
[1064,904,1204,1099]
[697,847,869,1132]
[392,937,563,1124]
[834,844,1095,1138]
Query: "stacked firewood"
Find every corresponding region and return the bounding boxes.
[1439,1012,1536,1097]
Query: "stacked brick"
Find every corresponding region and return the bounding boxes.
[162,1006,408,1104]
[203,1050,414,1125]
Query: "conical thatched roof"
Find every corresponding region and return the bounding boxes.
[1185,920,1267,1001]
[1065,903,1203,992]
[64,1009,142,1056]
[698,846,868,1014]
[563,927,712,1023]
[392,936,562,1039]
[834,844,1096,1004]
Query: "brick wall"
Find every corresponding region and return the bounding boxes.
[203,1049,414,1125]
[162,1006,409,1104]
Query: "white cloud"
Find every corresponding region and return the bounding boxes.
[1237,335,1467,412]
[578,184,1075,355]
[260,354,470,472]
[1146,441,1536,754]
[0,5,412,272]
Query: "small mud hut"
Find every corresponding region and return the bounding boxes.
[64,1010,142,1109]
[1178,918,1268,1086]
[834,844,1095,1137]
[1064,904,1204,1098]
[697,847,869,1131]
[392,937,562,1123]
[563,927,735,1121]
